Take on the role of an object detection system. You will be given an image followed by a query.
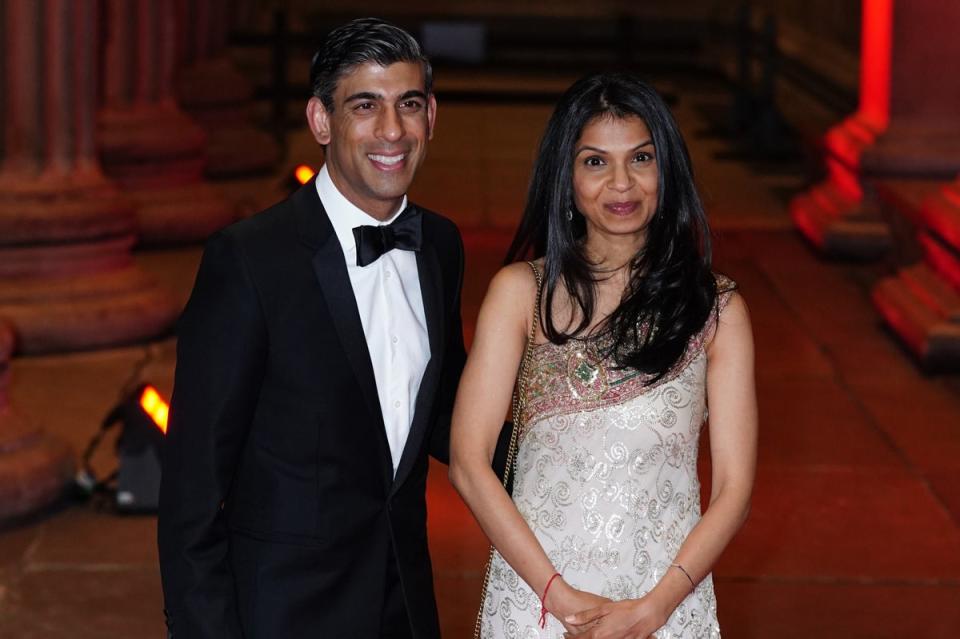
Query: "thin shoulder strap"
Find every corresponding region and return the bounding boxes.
[500,261,544,491]
[524,261,544,346]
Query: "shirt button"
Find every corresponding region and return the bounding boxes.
[392,335,399,344]
[385,270,392,279]
[394,400,401,409]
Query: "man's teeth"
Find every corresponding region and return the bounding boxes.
[369,154,404,165]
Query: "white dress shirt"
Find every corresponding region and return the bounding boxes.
[316,165,430,474]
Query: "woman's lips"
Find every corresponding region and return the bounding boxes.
[604,201,638,215]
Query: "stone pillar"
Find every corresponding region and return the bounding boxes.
[790,0,960,258]
[0,321,74,523]
[175,0,281,178]
[866,1,960,368]
[98,0,236,244]
[0,0,178,353]
[873,177,960,368]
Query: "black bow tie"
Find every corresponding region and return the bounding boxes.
[352,205,423,267]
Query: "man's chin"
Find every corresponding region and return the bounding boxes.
[368,177,415,200]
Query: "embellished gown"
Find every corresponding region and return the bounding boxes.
[478,275,736,639]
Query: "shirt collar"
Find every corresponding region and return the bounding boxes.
[315,164,408,258]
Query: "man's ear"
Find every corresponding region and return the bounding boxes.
[306,97,332,145]
[426,93,437,141]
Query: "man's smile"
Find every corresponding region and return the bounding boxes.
[368,152,407,170]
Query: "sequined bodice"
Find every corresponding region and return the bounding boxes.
[479,274,734,639]
[519,323,714,436]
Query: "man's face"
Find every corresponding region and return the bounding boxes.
[307,61,436,220]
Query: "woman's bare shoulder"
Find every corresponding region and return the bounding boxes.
[480,261,542,333]
[489,261,541,296]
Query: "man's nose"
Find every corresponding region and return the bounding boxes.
[376,107,404,142]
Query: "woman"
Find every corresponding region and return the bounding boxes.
[449,73,757,639]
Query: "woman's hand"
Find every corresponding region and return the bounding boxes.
[561,595,669,639]
[544,579,611,634]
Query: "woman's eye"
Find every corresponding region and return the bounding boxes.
[584,156,604,167]
[634,152,653,163]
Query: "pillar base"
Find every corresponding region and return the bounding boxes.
[863,122,960,179]
[204,127,282,179]
[177,57,281,178]
[873,264,960,370]
[0,183,178,354]
[0,325,74,523]
[920,181,960,265]
[130,182,237,245]
[0,255,179,354]
[790,179,892,259]
[0,418,75,523]
[0,176,135,243]
[872,179,960,371]
[99,105,208,185]
[790,111,891,259]
[99,105,235,243]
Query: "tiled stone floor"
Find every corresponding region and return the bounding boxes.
[2,82,959,637]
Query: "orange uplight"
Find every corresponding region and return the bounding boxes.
[140,385,169,434]
[294,164,316,185]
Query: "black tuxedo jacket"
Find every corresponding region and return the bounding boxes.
[158,180,466,638]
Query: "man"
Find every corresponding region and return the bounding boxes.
[158,19,465,639]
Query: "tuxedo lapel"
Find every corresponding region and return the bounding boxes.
[294,181,393,489]
[391,231,444,494]
[417,237,445,383]
[311,245,386,434]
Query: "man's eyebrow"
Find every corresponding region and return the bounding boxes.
[398,90,428,101]
[343,91,381,103]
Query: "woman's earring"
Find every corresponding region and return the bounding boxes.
[566,209,573,221]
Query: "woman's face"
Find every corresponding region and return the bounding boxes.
[571,114,659,246]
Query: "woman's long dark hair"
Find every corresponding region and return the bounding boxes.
[506,73,718,382]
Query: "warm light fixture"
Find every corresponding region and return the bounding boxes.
[294,164,316,185]
[139,385,169,434]
[76,382,171,512]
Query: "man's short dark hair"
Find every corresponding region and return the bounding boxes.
[310,18,433,112]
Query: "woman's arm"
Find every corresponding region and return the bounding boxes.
[449,263,607,627]
[565,291,758,638]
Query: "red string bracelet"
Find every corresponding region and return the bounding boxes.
[539,572,562,629]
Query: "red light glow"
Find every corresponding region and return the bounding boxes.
[859,0,893,131]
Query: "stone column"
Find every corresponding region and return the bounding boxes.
[98,0,236,244]
[872,178,960,368]
[0,321,74,523]
[865,1,960,368]
[0,0,178,353]
[175,0,281,178]
[789,0,960,259]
